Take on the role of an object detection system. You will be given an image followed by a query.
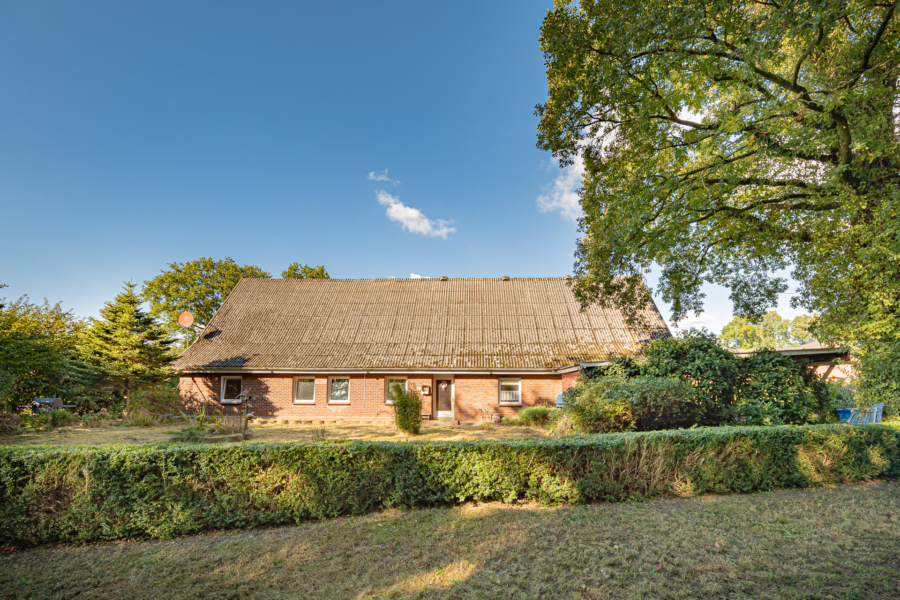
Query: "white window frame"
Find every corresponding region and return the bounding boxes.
[498,378,522,406]
[220,376,243,404]
[328,376,351,404]
[384,377,408,404]
[293,376,316,404]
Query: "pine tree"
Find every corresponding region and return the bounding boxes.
[82,282,174,413]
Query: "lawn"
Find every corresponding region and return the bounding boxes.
[0,421,546,447]
[1,481,897,600]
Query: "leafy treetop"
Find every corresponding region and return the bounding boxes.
[142,257,271,342]
[719,311,816,349]
[537,0,900,350]
[281,263,330,279]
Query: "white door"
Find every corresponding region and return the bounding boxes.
[435,379,454,418]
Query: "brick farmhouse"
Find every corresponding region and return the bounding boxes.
[173,277,670,423]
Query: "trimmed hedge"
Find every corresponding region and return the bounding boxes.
[2,423,899,546]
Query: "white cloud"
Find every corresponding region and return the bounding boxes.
[409,273,431,279]
[376,190,456,239]
[536,155,585,221]
[367,169,400,186]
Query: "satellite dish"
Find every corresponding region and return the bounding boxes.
[178,311,194,328]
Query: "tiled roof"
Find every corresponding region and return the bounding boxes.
[171,277,670,372]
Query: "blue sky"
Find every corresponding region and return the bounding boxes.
[0,0,805,333]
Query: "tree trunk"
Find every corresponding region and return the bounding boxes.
[124,382,131,416]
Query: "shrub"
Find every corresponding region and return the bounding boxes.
[502,406,554,427]
[735,349,832,425]
[47,409,76,428]
[641,329,742,425]
[390,383,422,435]
[561,377,634,433]
[131,381,180,416]
[1,424,897,546]
[122,409,156,427]
[603,376,702,431]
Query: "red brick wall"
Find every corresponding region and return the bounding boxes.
[180,373,427,422]
[179,372,564,422]
[453,374,562,421]
[562,370,580,391]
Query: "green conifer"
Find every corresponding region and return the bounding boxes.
[82,282,174,413]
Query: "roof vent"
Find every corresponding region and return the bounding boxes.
[502,276,510,281]
[440,276,449,281]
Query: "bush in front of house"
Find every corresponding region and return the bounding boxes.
[736,349,834,425]
[1,423,897,547]
[567,330,838,431]
[501,406,555,426]
[390,383,422,435]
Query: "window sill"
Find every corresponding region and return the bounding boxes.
[327,400,350,405]
[499,402,523,407]
[293,400,316,405]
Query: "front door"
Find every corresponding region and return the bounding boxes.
[435,379,454,418]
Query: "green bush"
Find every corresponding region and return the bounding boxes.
[390,383,422,435]
[1,424,897,547]
[47,409,76,428]
[604,376,702,431]
[641,330,742,425]
[558,376,634,433]
[502,406,554,426]
[735,349,833,425]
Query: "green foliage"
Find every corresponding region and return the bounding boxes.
[720,312,817,350]
[604,376,702,432]
[390,383,422,435]
[567,331,836,429]
[81,283,175,413]
[281,263,330,279]
[0,294,88,412]
[537,0,900,399]
[560,374,634,434]
[641,330,741,425]
[736,349,833,425]
[141,257,271,347]
[131,380,180,416]
[502,406,555,427]
[2,424,897,546]
[47,409,76,428]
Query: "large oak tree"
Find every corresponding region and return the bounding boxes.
[537,0,899,394]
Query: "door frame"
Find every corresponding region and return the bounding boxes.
[433,375,455,419]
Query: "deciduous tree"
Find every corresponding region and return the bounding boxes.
[537,1,900,376]
[142,257,270,345]
[281,263,330,279]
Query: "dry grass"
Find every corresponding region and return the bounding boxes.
[1,481,898,599]
[0,422,548,447]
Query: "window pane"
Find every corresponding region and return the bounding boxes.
[385,378,406,403]
[296,379,315,401]
[330,378,349,401]
[223,378,242,400]
[499,380,520,402]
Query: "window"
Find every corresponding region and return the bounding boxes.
[294,378,316,404]
[221,376,243,404]
[329,377,350,403]
[498,379,521,405]
[384,377,407,404]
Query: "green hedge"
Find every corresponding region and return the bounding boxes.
[2,424,899,547]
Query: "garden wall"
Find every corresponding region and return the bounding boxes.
[1,423,898,547]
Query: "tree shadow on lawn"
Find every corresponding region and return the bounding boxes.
[1,482,899,600]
